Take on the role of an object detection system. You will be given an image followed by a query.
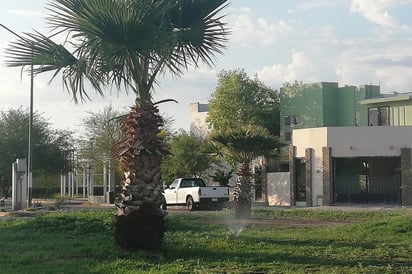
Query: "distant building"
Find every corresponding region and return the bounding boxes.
[359,91,412,127]
[277,81,412,207]
[280,82,381,143]
[190,85,412,207]
[189,102,210,137]
[289,126,412,207]
[281,82,412,143]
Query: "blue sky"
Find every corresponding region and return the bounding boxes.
[1,0,412,135]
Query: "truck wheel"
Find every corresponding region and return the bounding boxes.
[161,200,167,210]
[215,203,224,211]
[159,195,167,210]
[186,196,195,211]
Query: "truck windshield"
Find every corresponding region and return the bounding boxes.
[169,180,178,189]
[181,178,206,188]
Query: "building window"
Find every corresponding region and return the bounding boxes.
[284,115,299,126]
[368,106,389,126]
[292,115,299,125]
[380,106,389,126]
[284,131,292,142]
[283,116,291,126]
[403,106,407,125]
[355,111,360,126]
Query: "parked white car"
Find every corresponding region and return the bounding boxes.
[163,177,229,211]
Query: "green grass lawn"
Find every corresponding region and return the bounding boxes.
[0,207,411,273]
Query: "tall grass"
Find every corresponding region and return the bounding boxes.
[0,208,411,273]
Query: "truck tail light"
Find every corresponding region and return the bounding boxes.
[198,188,201,197]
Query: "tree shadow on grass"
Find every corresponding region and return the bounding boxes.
[161,215,410,271]
[162,235,389,270]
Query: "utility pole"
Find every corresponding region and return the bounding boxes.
[0,24,34,207]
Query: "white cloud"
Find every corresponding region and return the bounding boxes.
[350,0,412,28]
[335,61,375,88]
[288,0,337,14]
[376,67,412,91]
[358,48,412,91]
[336,58,412,93]
[256,51,324,88]
[157,67,216,99]
[334,41,412,93]
[230,10,293,47]
[8,9,44,18]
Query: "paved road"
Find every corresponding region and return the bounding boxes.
[0,198,112,217]
[1,197,408,218]
[0,198,210,218]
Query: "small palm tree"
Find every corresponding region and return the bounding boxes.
[211,169,233,187]
[5,0,229,249]
[210,125,283,219]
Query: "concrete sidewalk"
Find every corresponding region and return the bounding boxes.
[0,198,115,218]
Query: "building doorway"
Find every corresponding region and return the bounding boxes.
[334,157,400,204]
[295,159,306,202]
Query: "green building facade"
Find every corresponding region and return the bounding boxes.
[279,81,410,143]
[280,81,412,206]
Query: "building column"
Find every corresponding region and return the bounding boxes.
[305,148,313,207]
[289,145,296,206]
[401,147,412,206]
[261,157,268,205]
[322,147,333,206]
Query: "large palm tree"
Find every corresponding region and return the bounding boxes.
[210,125,283,219]
[5,0,229,249]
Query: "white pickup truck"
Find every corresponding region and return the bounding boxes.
[163,177,230,211]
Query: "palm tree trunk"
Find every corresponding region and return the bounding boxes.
[234,163,252,219]
[114,105,167,250]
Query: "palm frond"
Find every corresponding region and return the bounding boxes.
[153,99,178,106]
[5,30,107,103]
[210,125,283,164]
[166,0,230,69]
[4,0,230,104]
[46,0,173,99]
[5,31,75,73]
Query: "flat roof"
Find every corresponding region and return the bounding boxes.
[359,94,412,105]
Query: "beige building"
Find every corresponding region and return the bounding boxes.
[268,126,412,207]
[189,102,210,137]
[288,126,412,206]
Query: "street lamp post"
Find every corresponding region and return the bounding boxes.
[0,24,34,207]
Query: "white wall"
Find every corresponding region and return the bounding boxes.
[293,128,328,205]
[326,126,412,157]
[267,172,290,206]
[292,126,412,206]
[293,127,328,158]
[293,126,412,158]
[189,102,210,137]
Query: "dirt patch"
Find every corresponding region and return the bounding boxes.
[205,218,357,228]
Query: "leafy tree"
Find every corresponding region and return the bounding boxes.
[35,173,61,200]
[208,69,280,135]
[210,125,283,219]
[81,105,125,155]
[161,132,210,183]
[79,105,127,189]
[202,138,233,185]
[80,106,125,163]
[0,108,72,198]
[5,0,229,249]
[36,129,73,198]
